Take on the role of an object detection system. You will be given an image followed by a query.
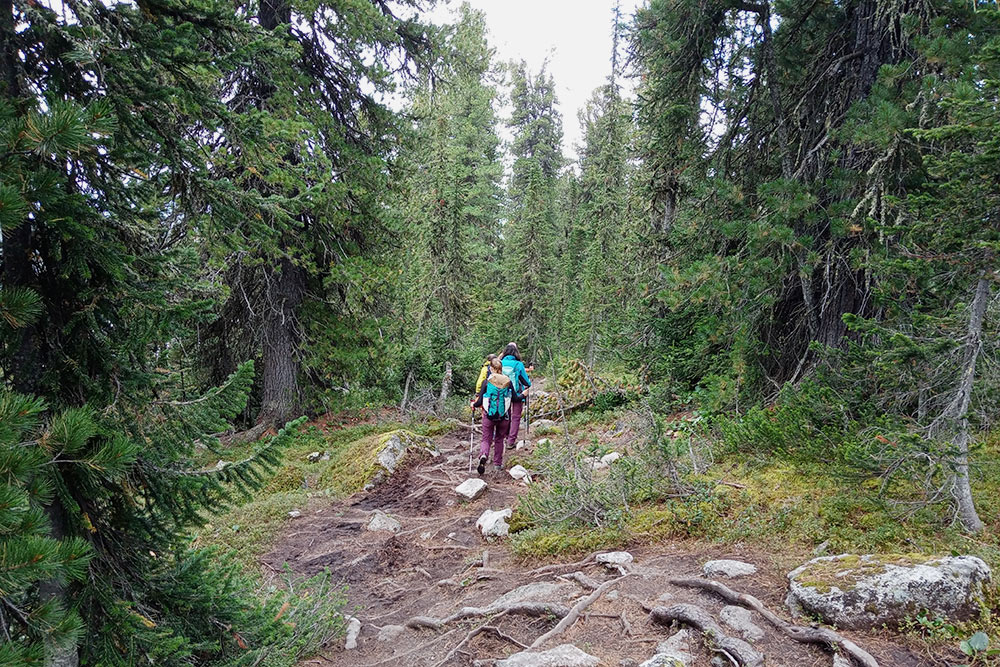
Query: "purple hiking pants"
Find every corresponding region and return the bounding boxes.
[480,415,509,466]
[505,400,524,449]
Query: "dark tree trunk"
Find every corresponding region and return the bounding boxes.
[258,256,305,425]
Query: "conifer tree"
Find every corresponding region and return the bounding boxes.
[398,3,504,407]
[504,62,564,359]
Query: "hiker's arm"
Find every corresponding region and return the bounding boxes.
[471,384,487,408]
[475,364,488,395]
[519,365,532,388]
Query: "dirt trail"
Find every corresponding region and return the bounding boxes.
[267,429,928,667]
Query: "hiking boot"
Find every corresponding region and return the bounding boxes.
[477,456,487,475]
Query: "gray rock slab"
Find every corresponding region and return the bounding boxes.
[719,605,765,641]
[366,510,401,533]
[495,644,600,667]
[703,559,758,578]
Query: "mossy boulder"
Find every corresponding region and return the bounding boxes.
[317,429,437,494]
[786,553,991,629]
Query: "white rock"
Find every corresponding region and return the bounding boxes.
[719,605,765,641]
[536,437,553,447]
[366,510,401,533]
[587,456,609,471]
[455,478,488,501]
[786,553,991,630]
[287,510,301,518]
[596,551,634,570]
[832,656,852,667]
[419,531,432,540]
[476,508,512,539]
[377,624,404,642]
[703,559,758,578]
[496,644,600,667]
[516,439,528,450]
[601,451,622,465]
[306,451,321,462]
[344,616,361,649]
[642,629,693,666]
[509,465,532,483]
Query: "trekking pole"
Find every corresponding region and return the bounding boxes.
[525,393,530,441]
[468,405,475,474]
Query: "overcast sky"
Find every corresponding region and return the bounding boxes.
[428,0,644,161]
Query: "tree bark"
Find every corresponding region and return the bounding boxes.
[258,256,305,425]
[437,360,452,412]
[937,276,990,533]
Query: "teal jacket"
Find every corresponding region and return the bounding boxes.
[501,355,531,401]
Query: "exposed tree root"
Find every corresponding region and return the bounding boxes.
[650,603,764,667]
[559,571,600,590]
[530,573,631,649]
[433,609,512,667]
[406,602,570,631]
[527,554,597,577]
[669,577,879,667]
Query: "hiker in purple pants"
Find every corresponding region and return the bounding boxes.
[499,343,532,451]
[471,357,512,474]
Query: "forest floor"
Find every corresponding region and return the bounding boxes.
[260,426,946,667]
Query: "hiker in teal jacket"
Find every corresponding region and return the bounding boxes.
[500,342,531,453]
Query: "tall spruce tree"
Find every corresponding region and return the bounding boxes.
[0,0,333,662]
[200,0,431,425]
[504,62,564,360]
[398,3,504,408]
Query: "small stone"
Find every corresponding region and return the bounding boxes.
[587,456,609,471]
[287,510,301,519]
[601,451,622,465]
[344,616,361,649]
[620,660,639,667]
[536,437,553,447]
[476,508,512,539]
[719,605,765,641]
[509,464,532,483]
[606,589,620,601]
[455,478,488,501]
[319,452,330,461]
[703,559,758,578]
[813,539,831,556]
[596,551,634,570]
[366,510,401,533]
[710,658,727,667]
[419,531,432,540]
[832,656,852,667]
[532,419,560,435]
[495,643,600,667]
[516,439,528,450]
[306,451,321,462]
[377,624,404,642]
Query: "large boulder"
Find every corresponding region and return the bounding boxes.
[496,644,600,667]
[786,553,991,629]
[375,430,438,476]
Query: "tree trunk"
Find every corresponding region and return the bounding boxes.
[39,505,79,667]
[932,276,990,533]
[437,360,452,412]
[258,256,305,425]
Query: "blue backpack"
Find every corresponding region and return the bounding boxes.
[501,359,521,397]
[484,380,511,421]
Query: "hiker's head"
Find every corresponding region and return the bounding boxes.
[502,342,520,361]
[490,358,502,373]
[486,353,497,363]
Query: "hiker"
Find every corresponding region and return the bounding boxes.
[500,342,531,451]
[474,353,498,396]
[471,357,511,475]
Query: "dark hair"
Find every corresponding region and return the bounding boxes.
[486,353,497,362]
[501,343,520,361]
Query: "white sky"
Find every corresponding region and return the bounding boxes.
[428,0,644,161]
